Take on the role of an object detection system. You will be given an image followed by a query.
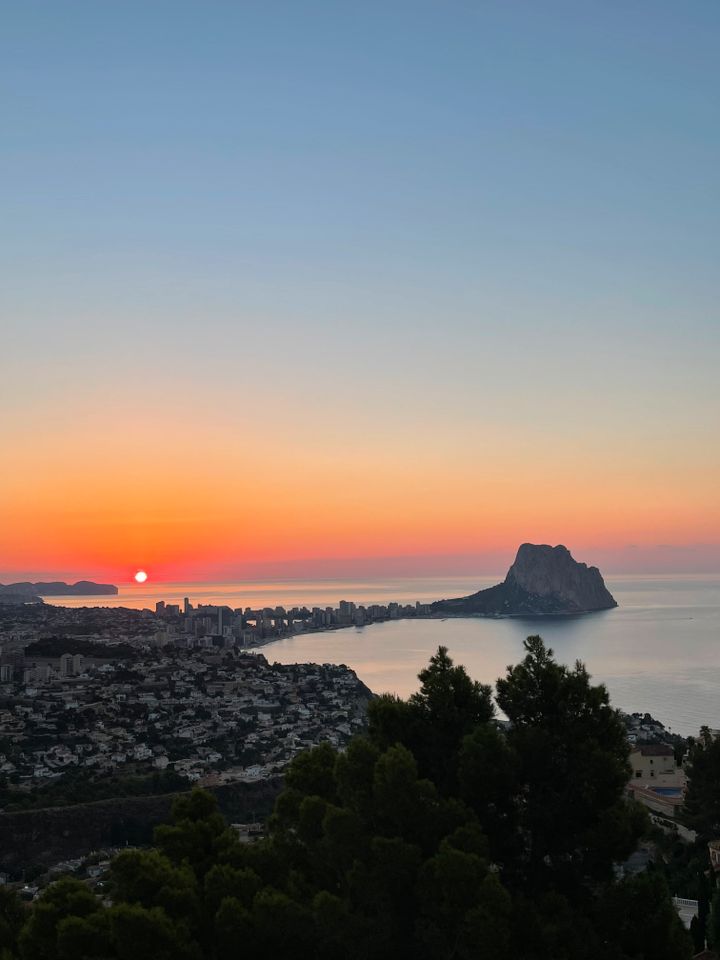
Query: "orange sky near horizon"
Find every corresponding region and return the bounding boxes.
[3,389,719,581]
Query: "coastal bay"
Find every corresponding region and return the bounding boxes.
[44,574,720,737]
[264,575,720,738]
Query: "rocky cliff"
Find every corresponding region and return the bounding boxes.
[433,543,617,616]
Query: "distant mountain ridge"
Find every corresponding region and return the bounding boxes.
[433,544,617,616]
[0,581,118,601]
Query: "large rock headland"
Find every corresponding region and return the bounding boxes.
[433,543,617,617]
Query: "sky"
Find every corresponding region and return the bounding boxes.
[2,1,719,583]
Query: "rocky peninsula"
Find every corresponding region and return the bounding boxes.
[0,581,118,603]
[433,543,617,616]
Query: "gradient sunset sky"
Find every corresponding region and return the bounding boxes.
[2,1,719,583]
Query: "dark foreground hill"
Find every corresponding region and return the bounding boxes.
[433,543,617,616]
[0,778,282,873]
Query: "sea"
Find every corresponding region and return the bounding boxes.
[46,575,720,737]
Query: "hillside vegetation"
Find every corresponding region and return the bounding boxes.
[0,638,693,960]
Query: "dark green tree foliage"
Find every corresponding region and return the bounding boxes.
[690,914,705,954]
[684,727,720,839]
[18,878,100,960]
[369,645,494,790]
[153,788,238,879]
[708,882,720,952]
[55,903,198,960]
[109,849,200,933]
[457,724,520,863]
[0,888,25,958]
[16,876,199,960]
[596,872,692,960]
[9,639,692,960]
[495,636,641,892]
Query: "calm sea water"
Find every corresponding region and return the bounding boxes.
[48,575,720,736]
[44,576,494,611]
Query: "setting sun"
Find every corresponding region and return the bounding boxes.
[134,570,148,583]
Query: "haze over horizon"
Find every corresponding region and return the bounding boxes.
[3,1,719,582]
[3,542,720,587]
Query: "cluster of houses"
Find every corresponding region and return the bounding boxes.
[0,850,116,900]
[0,647,371,790]
[621,712,692,831]
[0,600,158,648]
[619,712,720,949]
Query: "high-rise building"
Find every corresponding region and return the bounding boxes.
[2,650,24,675]
[338,600,355,621]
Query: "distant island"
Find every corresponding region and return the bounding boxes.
[0,581,118,603]
[432,543,617,616]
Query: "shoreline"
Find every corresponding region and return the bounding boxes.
[242,606,619,653]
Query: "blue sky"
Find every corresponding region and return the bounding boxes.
[5,1,719,315]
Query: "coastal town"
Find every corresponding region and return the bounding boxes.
[0,590,437,801]
[0,599,706,819]
[0,589,434,649]
[0,599,372,799]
